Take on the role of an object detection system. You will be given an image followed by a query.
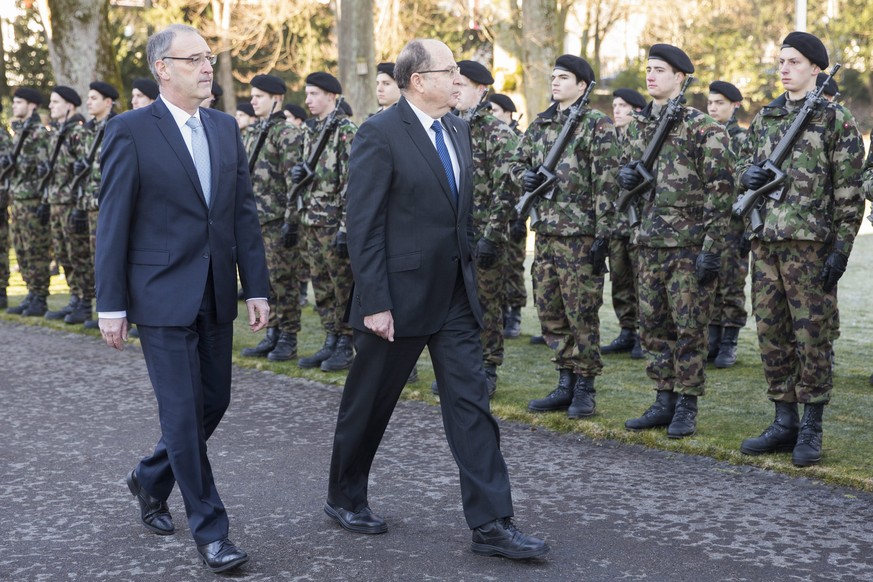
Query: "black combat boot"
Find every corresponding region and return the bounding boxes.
[84,319,100,329]
[320,335,354,371]
[567,376,596,418]
[242,327,279,358]
[45,295,79,320]
[23,295,48,317]
[528,369,576,412]
[601,328,637,355]
[484,364,497,398]
[706,324,721,362]
[0,287,6,309]
[406,365,419,385]
[299,281,309,307]
[740,401,799,455]
[625,390,678,431]
[268,332,298,362]
[63,298,92,323]
[630,337,644,359]
[714,326,739,368]
[530,335,546,345]
[6,292,34,315]
[792,403,824,467]
[667,394,698,438]
[503,307,522,339]
[298,333,337,369]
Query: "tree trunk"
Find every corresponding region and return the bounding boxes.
[212,0,236,112]
[522,0,560,120]
[0,16,7,100]
[337,0,376,122]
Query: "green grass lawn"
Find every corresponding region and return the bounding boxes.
[5,231,873,491]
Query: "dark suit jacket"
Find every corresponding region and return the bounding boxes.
[95,97,268,325]
[345,97,483,337]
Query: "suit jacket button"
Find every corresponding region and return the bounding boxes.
[202,253,209,259]
[452,256,459,262]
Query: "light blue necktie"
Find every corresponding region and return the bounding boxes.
[186,116,211,206]
[430,120,458,202]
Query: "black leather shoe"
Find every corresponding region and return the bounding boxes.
[126,469,175,535]
[471,517,550,559]
[324,501,387,534]
[196,538,249,573]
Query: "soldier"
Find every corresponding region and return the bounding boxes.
[290,72,357,371]
[235,102,257,132]
[601,88,646,359]
[511,55,618,418]
[0,104,13,309]
[817,72,839,101]
[3,88,52,316]
[239,74,305,362]
[201,80,222,109]
[488,94,520,133]
[41,87,89,322]
[374,62,401,114]
[863,132,873,386]
[131,78,159,110]
[283,104,309,129]
[430,60,518,397]
[705,80,749,368]
[738,32,865,466]
[619,45,733,438]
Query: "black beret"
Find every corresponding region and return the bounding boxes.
[816,72,839,97]
[782,31,828,69]
[488,93,517,113]
[612,88,646,110]
[457,60,494,85]
[554,54,594,84]
[376,62,395,79]
[236,102,255,117]
[89,81,118,100]
[284,103,308,120]
[132,78,159,100]
[339,100,353,116]
[708,80,743,102]
[305,72,342,95]
[52,86,82,107]
[211,80,223,97]
[648,44,694,74]
[14,87,43,106]
[250,74,286,95]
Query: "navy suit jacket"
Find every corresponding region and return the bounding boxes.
[345,97,483,336]
[95,97,268,326]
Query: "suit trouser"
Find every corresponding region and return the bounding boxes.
[327,275,514,529]
[135,272,233,545]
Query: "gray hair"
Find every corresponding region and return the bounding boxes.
[394,40,433,91]
[146,24,201,83]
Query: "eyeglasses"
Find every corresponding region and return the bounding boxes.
[162,54,218,67]
[416,66,460,76]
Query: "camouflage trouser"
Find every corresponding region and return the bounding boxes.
[711,216,749,328]
[751,240,835,404]
[607,235,638,329]
[532,234,604,377]
[0,194,9,287]
[300,223,353,337]
[261,219,301,334]
[50,203,91,299]
[10,198,52,296]
[637,246,715,396]
[88,209,99,258]
[501,228,527,308]
[476,247,506,366]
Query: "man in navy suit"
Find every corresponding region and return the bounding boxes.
[324,39,549,560]
[95,24,269,573]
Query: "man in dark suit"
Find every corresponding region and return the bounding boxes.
[95,24,269,573]
[325,38,549,560]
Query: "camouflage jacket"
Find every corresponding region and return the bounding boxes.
[611,127,633,237]
[8,114,50,201]
[249,113,305,225]
[241,125,258,156]
[510,100,618,238]
[862,128,873,204]
[297,113,356,229]
[45,115,87,205]
[736,94,864,252]
[725,118,748,161]
[624,103,733,251]
[461,104,520,244]
[74,114,115,210]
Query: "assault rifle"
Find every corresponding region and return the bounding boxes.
[248,101,278,174]
[0,114,38,187]
[290,95,345,212]
[38,113,73,198]
[70,121,106,206]
[732,64,841,233]
[616,75,695,227]
[515,81,596,218]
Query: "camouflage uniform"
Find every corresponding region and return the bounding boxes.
[0,127,12,294]
[863,128,873,211]
[511,101,618,377]
[607,128,639,331]
[737,94,864,404]
[500,124,527,313]
[625,103,733,395]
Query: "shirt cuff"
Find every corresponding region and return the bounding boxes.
[98,311,126,319]
[245,297,267,302]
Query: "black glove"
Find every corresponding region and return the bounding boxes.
[333,230,349,259]
[474,237,499,269]
[36,161,51,178]
[522,168,545,192]
[70,208,89,234]
[0,154,13,169]
[740,165,772,191]
[290,163,306,185]
[739,235,752,256]
[73,158,89,176]
[617,164,644,191]
[280,221,298,248]
[35,203,50,226]
[695,251,720,285]
[509,218,527,242]
[588,237,609,276]
[820,249,849,292]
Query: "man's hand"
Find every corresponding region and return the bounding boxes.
[70,208,89,234]
[474,237,499,269]
[334,230,349,259]
[99,317,129,351]
[35,203,50,226]
[740,165,772,191]
[290,163,306,185]
[820,249,849,292]
[617,164,644,191]
[73,158,90,176]
[364,310,394,342]
[0,154,13,169]
[588,237,609,276]
[280,221,298,247]
[522,167,545,193]
[509,218,527,242]
[246,298,270,332]
[695,251,720,285]
[36,161,51,178]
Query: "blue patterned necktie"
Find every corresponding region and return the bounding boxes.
[430,120,458,202]
[186,116,211,207]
